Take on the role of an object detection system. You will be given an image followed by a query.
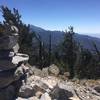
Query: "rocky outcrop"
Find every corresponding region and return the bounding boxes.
[16,74,100,100]
[0,25,29,100]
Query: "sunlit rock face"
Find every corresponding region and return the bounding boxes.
[0,25,29,100]
[0,34,19,50]
[0,33,19,71]
[12,53,29,65]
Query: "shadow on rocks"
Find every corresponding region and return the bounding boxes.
[50,86,73,100]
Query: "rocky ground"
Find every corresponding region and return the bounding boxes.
[16,65,100,100]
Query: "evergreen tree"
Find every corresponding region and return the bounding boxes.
[48,33,52,65]
[61,26,77,78]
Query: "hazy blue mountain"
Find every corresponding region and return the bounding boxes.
[74,34,100,51]
[30,25,100,51]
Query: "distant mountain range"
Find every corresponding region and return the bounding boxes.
[30,25,100,51]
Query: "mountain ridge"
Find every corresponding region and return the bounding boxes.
[30,25,100,51]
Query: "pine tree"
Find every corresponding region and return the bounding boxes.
[48,33,52,65]
[61,26,77,78]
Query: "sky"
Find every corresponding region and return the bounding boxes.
[0,0,100,34]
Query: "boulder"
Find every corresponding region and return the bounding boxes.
[18,85,35,98]
[48,64,60,76]
[51,86,73,100]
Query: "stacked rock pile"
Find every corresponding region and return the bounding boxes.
[0,24,29,100]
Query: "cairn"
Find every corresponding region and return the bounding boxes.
[0,22,29,100]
